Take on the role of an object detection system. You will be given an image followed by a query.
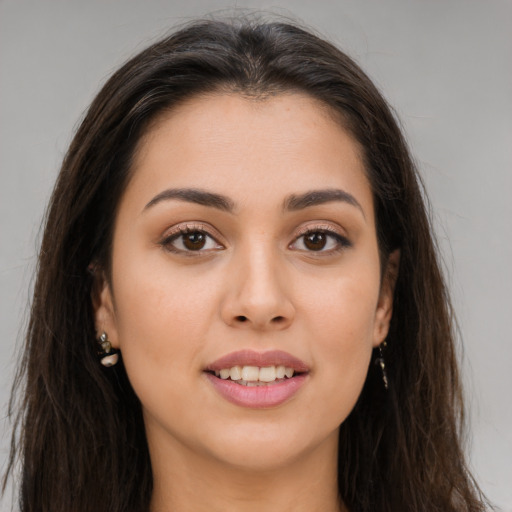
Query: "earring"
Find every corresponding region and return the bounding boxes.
[374,340,389,390]
[97,331,119,367]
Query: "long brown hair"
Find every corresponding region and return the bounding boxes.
[4,17,489,512]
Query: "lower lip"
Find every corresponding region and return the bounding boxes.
[205,373,308,409]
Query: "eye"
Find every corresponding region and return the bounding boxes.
[290,228,351,253]
[161,226,224,254]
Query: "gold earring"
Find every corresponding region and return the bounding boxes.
[97,331,119,367]
[375,340,389,390]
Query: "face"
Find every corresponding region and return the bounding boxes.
[94,93,397,472]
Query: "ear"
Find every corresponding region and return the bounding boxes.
[372,249,400,347]
[91,268,120,349]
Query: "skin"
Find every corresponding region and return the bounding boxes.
[94,93,398,512]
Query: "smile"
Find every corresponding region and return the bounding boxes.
[214,365,296,385]
[204,350,309,408]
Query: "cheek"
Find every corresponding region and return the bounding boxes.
[109,253,222,390]
[300,273,379,416]
[113,246,219,331]
[302,268,380,345]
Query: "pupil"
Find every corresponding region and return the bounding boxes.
[305,232,326,251]
[184,232,206,250]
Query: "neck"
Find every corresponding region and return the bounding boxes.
[148,430,345,512]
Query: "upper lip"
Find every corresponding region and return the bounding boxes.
[205,350,310,373]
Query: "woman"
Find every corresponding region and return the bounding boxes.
[3,17,489,512]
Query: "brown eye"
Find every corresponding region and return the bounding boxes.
[290,228,351,253]
[304,232,327,251]
[162,228,223,254]
[182,231,207,250]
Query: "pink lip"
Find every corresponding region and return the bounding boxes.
[205,350,310,372]
[205,373,308,409]
[204,350,309,409]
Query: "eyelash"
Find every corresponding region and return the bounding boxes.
[160,224,223,256]
[290,225,352,254]
[159,223,351,256]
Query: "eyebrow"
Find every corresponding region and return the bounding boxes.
[283,189,365,218]
[144,188,235,212]
[143,187,364,218]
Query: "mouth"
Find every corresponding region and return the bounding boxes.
[204,350,309,408]
[206,364,302,386]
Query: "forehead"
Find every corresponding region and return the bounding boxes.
[126,92,373,216]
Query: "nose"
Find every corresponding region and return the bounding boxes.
[220,244,295,331]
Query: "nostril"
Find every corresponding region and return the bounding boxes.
[232,315,288,326]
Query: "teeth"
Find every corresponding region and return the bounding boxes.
[229,365,242,381]
[241,366,259,381]
[213,365,296,383]
[276,365,286,379]
[259,366,276,382]
[239,380,278,387]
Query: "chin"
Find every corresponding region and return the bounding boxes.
[202,422,339,473]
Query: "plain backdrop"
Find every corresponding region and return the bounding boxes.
[1,0,511,510]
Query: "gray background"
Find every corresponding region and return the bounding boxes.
[1,0,511,510]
